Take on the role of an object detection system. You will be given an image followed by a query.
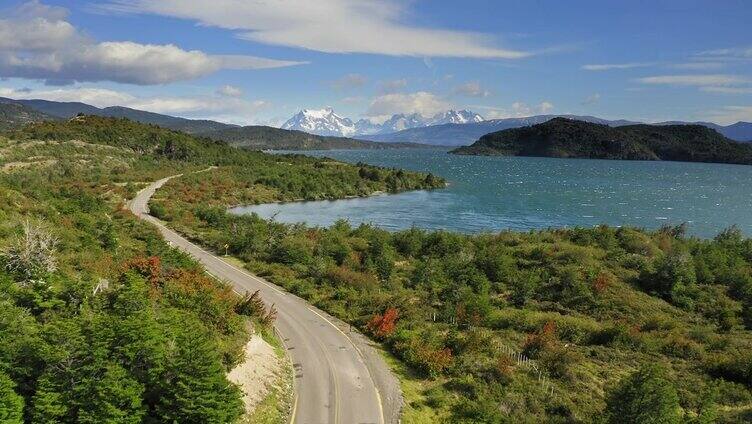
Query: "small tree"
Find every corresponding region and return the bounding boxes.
[643,250,696,300]
[0,372,23,424]
[1,220,58,281]
[235,290,277,327]
[605,364,681,424]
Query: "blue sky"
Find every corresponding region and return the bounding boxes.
[1,0,751,126]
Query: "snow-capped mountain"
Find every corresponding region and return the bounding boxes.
[353,118,381,135]
[378,113,427,133]
[281,108,357,137]
[427,110,484,126]
[281,108,485,137]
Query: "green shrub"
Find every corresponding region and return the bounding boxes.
[605,364,681,424]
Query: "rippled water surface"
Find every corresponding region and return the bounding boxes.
[229,149,752,238]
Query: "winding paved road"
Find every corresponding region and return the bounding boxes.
[128,174,402,424]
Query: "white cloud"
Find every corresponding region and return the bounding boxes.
[637,74,752,94]
[216,84,243,97]
[127,96,267,117]
[453,81,491,98]
[482,101,555,119]
[582,93,601,105]
[0,87,135,106]
[581,63,652,71]
[0,15,78,51]
[699,86,752,94]
[700,106,752,125]
[331,73,367,91]
[697,46,752,59]
[103,0,531,59]
[637,74,749,86]
[365,91,451,119]
[0,1,304,85]
[0,86,269,125]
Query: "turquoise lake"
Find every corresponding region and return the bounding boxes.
[229,149,752,238]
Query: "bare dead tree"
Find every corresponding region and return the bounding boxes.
[2,220,58,281]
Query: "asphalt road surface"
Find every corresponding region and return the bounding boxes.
[129,174,402,424]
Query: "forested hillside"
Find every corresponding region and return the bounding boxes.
[0,116,442,422]
[0,98,236,134]
[453,118,752,165]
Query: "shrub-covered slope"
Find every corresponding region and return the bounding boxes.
[0,115,442,422]
[156,183,752,422]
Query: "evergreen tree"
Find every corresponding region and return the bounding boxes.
[75,363,144,424]
[155,313,243,423]
[0,372,23,424]
[33,316,146,423]
[31,375,67,424]
[605,364,681,424]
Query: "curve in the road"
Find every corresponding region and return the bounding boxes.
[128,174,402,424]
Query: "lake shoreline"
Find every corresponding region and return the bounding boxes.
[229,149,752,238]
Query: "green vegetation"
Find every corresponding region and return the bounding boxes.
[604,364,681,424]
[452,117,752,165]
[0,126,254,422]
[0,115,441,422]
[156,174,752,422]
[5,114,752,423]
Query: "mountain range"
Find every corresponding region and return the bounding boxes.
[0,101,55,130]
[0,97,237,134]
[363,115,752,145]
[281,107,483,137]
[0,97,434,151]
[2,96,750,148]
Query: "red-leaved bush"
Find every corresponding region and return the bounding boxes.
[123,256,161,288]
[367,307,399,339]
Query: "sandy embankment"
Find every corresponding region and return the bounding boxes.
[228,334,284,413]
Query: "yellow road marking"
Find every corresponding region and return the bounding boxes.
[306,307,386,424]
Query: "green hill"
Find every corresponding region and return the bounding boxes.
[452,117,752,164]
[0,97,236,134]
[199,125,431,150]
